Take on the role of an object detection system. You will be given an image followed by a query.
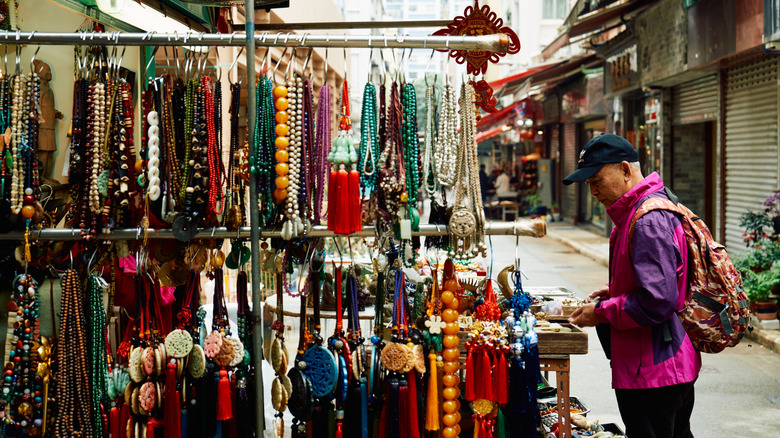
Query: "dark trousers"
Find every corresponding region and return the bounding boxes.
[615,380,695,438]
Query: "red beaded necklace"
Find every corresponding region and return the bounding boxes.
[202,76,223,217]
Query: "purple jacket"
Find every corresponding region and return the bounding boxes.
[594,172,701,389]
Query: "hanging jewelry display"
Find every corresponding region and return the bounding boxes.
[280,60,304,240]
[401,83,420,231]
[343,267,369,438]
[87,273,110,436]
[448,82,486,259]
[421,81,438,199]
[269,255,290,437]
[225,80,244,231]
[375,83,404,234]
[327,264,350,438]
[0,274,43,436]
[433,78,458,188]
[359,82,378,192]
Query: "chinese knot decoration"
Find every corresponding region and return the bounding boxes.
[433,0,521,75]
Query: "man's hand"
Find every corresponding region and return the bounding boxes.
[569,303,599,327]
[585,286,609,303]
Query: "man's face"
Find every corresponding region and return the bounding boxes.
[585,163,626,208]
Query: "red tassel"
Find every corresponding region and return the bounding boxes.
[216,369,234,420]
[481,350,494,401]
[465,350,476,401]
[495,351,508,405]
[407,371,420,438]
[478,416,494,438]
[110,406,120,438]
[120,404,130,438]
[335,167,350,234]
[336,422,343,438]
[328,170,337,230]
[164,362,182,438]
[491,349,500,404]
[398,385,410,438]
[348,169,362,233]
[378,382,389,438]
[148,418,165,438]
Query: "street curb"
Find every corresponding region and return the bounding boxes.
[746,317,780,354]
[546,231,610,268]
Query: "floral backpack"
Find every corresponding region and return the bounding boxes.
[629,188,751,353]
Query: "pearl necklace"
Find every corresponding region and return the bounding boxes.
[434,80,458,187]
[422,84,438,198]
[281,76,303,239]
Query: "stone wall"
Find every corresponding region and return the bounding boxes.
[636,0,688,86]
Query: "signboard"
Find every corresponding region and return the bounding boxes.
[603,44,638,98]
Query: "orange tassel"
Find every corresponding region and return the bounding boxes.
[348,169,362,233]
[216,369,234,420]
[425,354,440,431]
[465,350,476,401]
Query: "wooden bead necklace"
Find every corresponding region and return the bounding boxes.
[161,75,181,222]
[10,73,27,215]
[203,76,223,218]
[225,82,244,230]
[54,269,94,438]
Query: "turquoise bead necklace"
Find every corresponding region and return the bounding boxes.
[359,82,378,191]
[87,274,108,435]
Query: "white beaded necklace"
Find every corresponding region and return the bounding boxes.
[10,73,27,215]
[422,83,438,198]
[89,82,106,214]
[281,75,303,240]
[434,79,458,187]
[146,109,161,202]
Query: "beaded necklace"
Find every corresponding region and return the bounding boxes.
[281,75,302,239]
[434,79,458,187]
[87,274,109,435]
[256,76,277,225]
[401,83,419,206]
[422,84,438,198]
[225,82,244,230]
[0,74,11,199]
[359,82,378,191]
[172,81,204,242]
[313,82,332,224]
[54,269,94,438]
[146,85,162,203]
[301,78,315,225]
[203,76,223,217]
[89,81,106,213]
[161,75,181,221]
[376,83,405,231]
[180,78,197,203]
[10,73,27,215]
[0,275,43,435]
[115,80,135,210]
[272,80,290,206]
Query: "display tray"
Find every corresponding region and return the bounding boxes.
[536,317,588,355]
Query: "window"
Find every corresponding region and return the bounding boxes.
[543,0,569,19]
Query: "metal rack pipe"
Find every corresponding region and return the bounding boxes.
[0,31,510,53]
[0,220,547,241]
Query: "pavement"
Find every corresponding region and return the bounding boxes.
[543,220,780,355]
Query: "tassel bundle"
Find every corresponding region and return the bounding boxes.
[495,351,509,405]
[110,406,120,438]
[216,369,234,420]
[164,362,182,438]
[424,353,440,431]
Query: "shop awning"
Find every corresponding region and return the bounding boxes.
[477,101,521,128]
[568,0,657,38]
[530,54,600,85]
[488,62,562,101]
[475,125,506,143]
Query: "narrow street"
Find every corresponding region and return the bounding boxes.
[483,231,780,435]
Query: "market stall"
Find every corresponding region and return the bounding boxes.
[0,2,625,437]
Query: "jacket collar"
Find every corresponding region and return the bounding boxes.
[606,172,664,228]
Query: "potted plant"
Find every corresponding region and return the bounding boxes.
[739,263,780,320]
[551,202,560,222]
[762,189,780,235]
[739,210,773,247]
[524,194,544,215]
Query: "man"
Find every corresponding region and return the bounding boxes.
[479,164,492,200]
[494,168,511,194]
[565,134,700,438]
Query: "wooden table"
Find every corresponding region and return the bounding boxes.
[536,319,588,438]
[539,354,573,438]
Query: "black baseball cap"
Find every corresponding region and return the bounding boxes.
[562,134,638,185]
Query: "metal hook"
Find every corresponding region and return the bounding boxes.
[259,47,269,78]
[424,49,436,86]
[301,47,314,78]
[14,45,21,75]
[145,46,159,75]
[215,47,222,82]
[271,47,288,85]
[228,46,245,84]
[343,46,348,84]
[323,35,330,85]
[30,46,40,76]
[284,47,296,82]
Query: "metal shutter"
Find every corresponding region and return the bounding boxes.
[562,123,577,220]
[724,57,779,252]
[672,75,718,124]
